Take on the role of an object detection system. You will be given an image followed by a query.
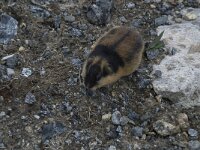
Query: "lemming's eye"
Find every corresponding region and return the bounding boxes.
[96,73,101,81]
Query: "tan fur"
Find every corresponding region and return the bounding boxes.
[81,26,144,90]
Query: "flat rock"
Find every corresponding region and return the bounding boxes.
[152,8,200,108]
[86,0,113,25]
[153,120,180,136]
[0,13,18,44]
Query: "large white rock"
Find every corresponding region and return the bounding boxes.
[152,8,200,108]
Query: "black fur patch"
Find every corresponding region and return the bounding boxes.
[85,64,101,88]
[89,45,124,72]
[125,36,143,62]
[111,31,130,49]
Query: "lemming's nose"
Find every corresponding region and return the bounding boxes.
[85,87,93,96]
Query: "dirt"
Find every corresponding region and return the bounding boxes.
[0,0,200,150]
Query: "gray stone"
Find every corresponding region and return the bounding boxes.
[128,111,140,121]
[0,13,18,44]
[155,15,168,26]
[120,116,129,126]
[188,140,200,150]
[111,111,121,125]
[0,65,8,81]
[0,111,6,118]
[25,92,36,105]
[29,5,50,19]
[132,19,143,28]
[177,113,189,129]
[153,70,162,78]
[116,126,122,133]
[152,0,161,3]
[42,121,66,142]
[0,96,4,103]
[108,145,116,150]
[153,120,180,136]
[0,143,6,149]
[119,16,127,23]
[21,68,32,77]
[7,68,15,77]
[2,54,19,69]
[126,2,135,9]
[146,49,160,60]
[181,8,200,21]
[64,15,75,22]
[132,126,143,138]
[86,0,113,25]
[152,8,200,108]
[71,58,82,68]
[188,129,198,138]
[69,28,82,37]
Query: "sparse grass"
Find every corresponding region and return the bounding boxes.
[146,31,165,51]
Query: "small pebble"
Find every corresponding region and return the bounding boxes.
[25,126,33,133]
[120,116,129,126]
[108,145,117,150]
[183,13,197,21]
[116,126,122,133]
[128,111,140,121]
[102,113,112,120]
[188,140,200,150]
[126,2,135,9]
[64,15,75,22]
[19,46,25,51]
[0,96,4,102]
[132,126,143,138]
[174,18,182,23]
[155,15,168,26]
[111,111,121,125]
[24,92,36,105]
[21,68,32,77]
[150,4,156,9]
[0,111,6,118]
[188,129,198,137]
[0,143,6,149]
[120,16,128,23]
[7,68,15,76]
[153,120,180,136]
[153,70,162,78]
[177,113,189,129]
[34,115,40,119]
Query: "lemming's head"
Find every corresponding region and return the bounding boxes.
[80,57,112,90]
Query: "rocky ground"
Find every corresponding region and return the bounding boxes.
[0,0,200,150]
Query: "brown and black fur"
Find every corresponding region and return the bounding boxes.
[80,26,144,90]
